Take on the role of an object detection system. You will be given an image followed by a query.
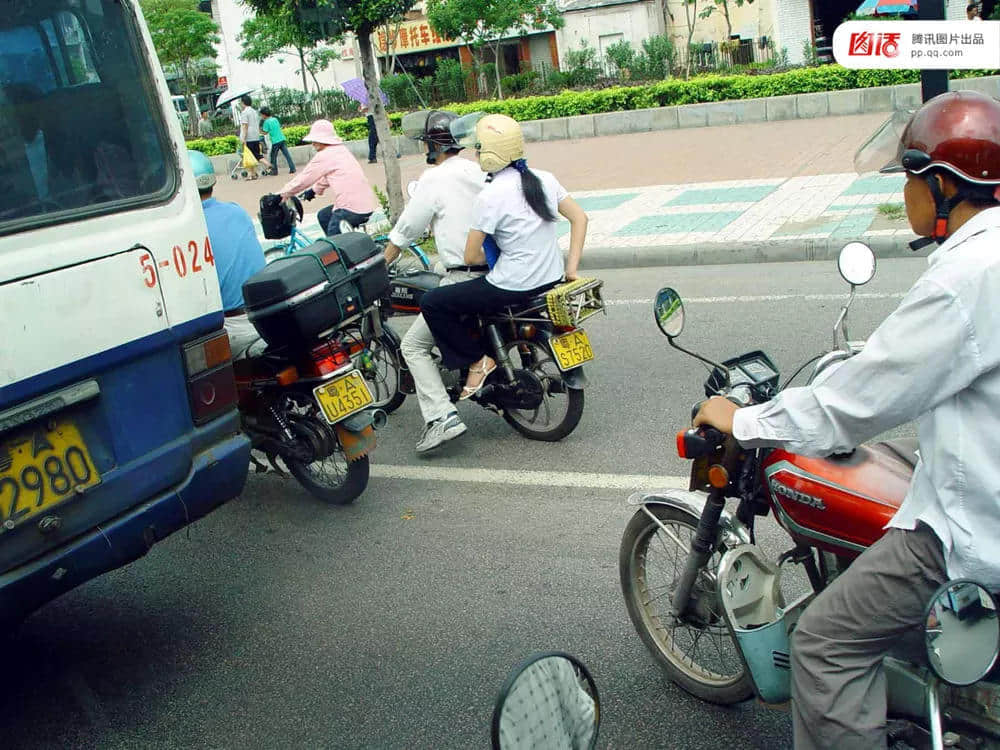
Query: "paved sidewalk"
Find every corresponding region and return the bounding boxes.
[253,170,914,267]
[220,112,919,268]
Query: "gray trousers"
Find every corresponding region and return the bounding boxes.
[791,524,947,749]
[400,265,483,423]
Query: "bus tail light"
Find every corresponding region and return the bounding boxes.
[183,331,238,425]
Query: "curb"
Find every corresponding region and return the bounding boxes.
[578,235,924,270]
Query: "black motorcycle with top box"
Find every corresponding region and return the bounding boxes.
[232,232,390,506]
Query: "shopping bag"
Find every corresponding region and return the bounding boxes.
[242,145,258,169]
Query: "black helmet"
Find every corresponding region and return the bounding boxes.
[402,109,460,149]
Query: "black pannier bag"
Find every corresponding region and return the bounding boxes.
[242,233,389,347]
[259,193,293,240]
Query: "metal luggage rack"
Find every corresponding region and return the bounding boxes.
[499,278,606,326]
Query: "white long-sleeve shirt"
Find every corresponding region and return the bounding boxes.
[387,155,486,268]
[734,206,1000,585]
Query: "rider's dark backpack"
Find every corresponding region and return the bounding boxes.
[259,193,292,239]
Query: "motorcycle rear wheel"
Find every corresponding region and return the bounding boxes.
[619,505,753,705]
[361,332,406,414]
[287,450,369,505]
[500,339,584,442]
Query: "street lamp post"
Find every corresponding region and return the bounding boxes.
[920,0,949,102]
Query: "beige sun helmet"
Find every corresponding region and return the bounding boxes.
[475,114,524,173]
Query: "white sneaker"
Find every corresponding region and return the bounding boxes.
[416,412,467,453]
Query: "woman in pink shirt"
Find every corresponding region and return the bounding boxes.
[279,119,377,235]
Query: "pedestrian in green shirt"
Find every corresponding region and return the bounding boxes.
[260,108,296,175]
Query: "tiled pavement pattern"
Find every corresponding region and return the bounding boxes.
[254,173,911,253]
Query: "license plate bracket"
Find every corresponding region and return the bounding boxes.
[313,370,374,424]
[549,329,595,372]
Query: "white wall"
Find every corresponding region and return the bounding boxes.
[772,0,812,65]
[212,0,358,96]
[556,2,661,67]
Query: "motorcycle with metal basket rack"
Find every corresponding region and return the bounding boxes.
[372,262,605,441]
[619,241,1000,749]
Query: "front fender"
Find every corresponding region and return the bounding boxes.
[627,489,751,548]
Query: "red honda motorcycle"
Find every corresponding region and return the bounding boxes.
[620,242,1000,748]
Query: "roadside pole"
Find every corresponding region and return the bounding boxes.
[920,0,949,101]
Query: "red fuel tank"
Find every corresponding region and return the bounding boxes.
[761,441,915,559]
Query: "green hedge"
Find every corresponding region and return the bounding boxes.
[187,66,997,155]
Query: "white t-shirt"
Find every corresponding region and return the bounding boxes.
[240,106,261,141]
[387,156,486,268]
[472,166,567,291]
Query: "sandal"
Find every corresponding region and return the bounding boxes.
[459,357,497,400]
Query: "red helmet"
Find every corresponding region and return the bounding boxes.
[856,91,1000,185]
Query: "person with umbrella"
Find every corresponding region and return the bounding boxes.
[342,78,385,164]
[277,119,376,235]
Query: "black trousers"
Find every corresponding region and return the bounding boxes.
[317,206,372,236]
[420,276,556,370]
[366,115,378,161]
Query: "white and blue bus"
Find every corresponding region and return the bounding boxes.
[0,0,250,624]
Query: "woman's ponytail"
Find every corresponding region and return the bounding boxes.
[512,159,556,222]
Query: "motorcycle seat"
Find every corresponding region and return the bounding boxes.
[872,438,920,470]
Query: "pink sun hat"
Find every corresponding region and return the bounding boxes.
[302,119,343,146]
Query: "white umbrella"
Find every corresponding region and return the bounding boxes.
[215,87,254,109]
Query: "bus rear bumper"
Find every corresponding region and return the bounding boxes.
[0,430,250,624]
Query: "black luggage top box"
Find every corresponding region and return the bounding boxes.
[243,233,389,348]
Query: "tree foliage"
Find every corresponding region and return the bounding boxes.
[141,0,219,132]
[238,14,340,93]
[426,0,563,98]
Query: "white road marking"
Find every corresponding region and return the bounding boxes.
[370,464,688,490]
[605,292,906,305]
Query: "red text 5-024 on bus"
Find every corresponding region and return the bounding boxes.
[139,237,215,288]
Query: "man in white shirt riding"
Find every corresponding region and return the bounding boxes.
[384,110,487,453]
[694,91,1000,750]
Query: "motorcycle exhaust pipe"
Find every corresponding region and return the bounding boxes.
[370,409,388,429]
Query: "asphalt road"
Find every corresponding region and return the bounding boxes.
[2,257,926,750]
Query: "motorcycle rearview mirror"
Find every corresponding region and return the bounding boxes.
[838,242,876,287]
[492,652,599,750]
[924,579,1000,686]
[406,180,418,199]
[654,287,685,338]
[832,242,876,352]
[653,287,732,391]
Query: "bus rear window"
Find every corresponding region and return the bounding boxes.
[0,0,176,233]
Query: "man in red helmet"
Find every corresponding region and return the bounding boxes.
[694,91,1000,749]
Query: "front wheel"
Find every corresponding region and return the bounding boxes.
[619,504,753,705]
[500,338,584,442]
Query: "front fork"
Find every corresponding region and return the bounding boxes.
[672,439,742,617]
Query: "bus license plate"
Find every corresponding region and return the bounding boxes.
[313,371,374,424]
[549,329,595,371]
[0,420,101,533]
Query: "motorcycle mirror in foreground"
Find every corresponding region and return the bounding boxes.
[406,180,418,199]
[654,287,685,338]
[925,580,1000,687]
[492,652,600,750]
[838,242,877,287]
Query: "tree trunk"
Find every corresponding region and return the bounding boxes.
[492,40,504,99]
[297,46,310,94]
[684,0,697,79]
[357,30,403,224]
[722,1,733,39]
